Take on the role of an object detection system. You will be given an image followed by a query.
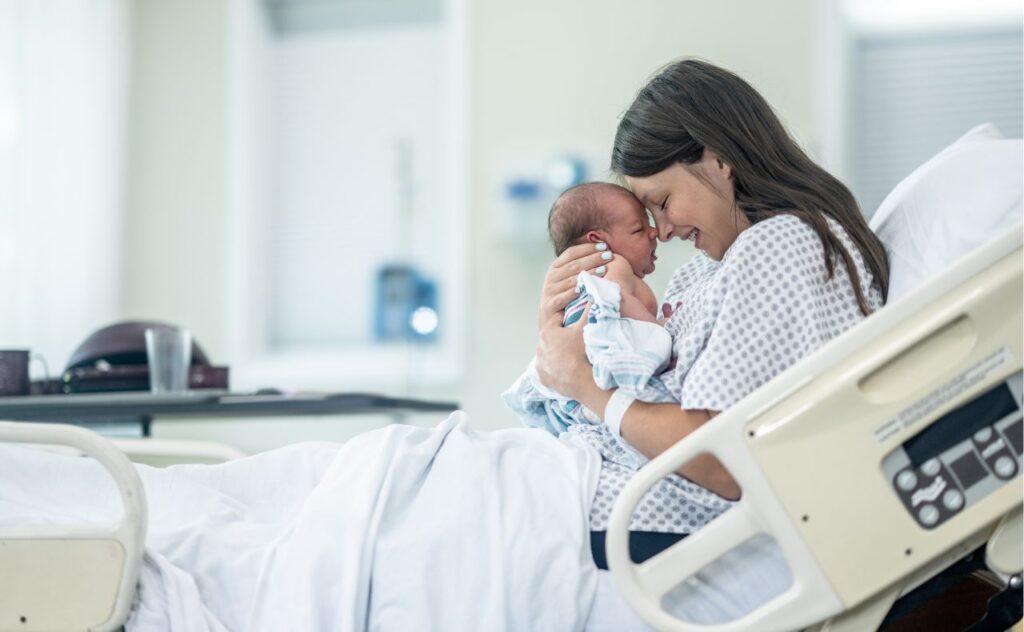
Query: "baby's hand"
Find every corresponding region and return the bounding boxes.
[658,301,682,326]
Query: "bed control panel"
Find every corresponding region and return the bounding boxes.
[882,371,1023,530]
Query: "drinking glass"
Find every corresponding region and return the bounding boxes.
[145,328,192,393]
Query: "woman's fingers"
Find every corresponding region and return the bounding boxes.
[542,287,580,322]
[538,242,613,328]
[554,241,609,266]
[535,313,590,396]
[560,274,580,296]
[567,302,592,329]
[559,251,612,279]
[547,244,613,284]
[540,308,574,337]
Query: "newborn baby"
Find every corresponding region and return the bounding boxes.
[502,181,673,458]
[548,182,660,324]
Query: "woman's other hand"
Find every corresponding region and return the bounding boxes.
[535,307,594,401]
[537,242,613,328]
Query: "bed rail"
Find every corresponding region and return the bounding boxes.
[608,226,1024,631]
[0,422,147,632]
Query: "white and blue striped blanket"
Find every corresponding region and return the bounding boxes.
[503,271,677,453]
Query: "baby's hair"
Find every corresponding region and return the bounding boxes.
[548,182,634,256]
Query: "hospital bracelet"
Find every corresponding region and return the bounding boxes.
[603,389,636,437]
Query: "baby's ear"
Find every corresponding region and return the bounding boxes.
[585,230,605,244]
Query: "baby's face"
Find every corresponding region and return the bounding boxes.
[600,193,658,277]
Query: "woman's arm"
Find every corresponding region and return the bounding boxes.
[535,318,741,501]
[569,374,739,500]
[620,405,740,500]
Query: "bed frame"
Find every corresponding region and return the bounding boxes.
[608,226,1024,631]
[0,423,145,631]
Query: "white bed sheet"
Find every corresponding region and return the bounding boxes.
[2,413,599,630]
[0,413,793,631]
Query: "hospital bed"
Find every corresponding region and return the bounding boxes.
[608,125,1024,631]
[0,436,241,630]
[1,128,1021,631]
[608,224,1023,631]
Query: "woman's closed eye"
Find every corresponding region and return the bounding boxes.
[660,195,669,212]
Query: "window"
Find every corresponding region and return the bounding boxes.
[847,28,1023,216]
[819,0,1022,218]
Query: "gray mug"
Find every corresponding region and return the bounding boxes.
[0,350,48,396]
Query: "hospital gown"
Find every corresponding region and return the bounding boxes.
[584,214,883,533]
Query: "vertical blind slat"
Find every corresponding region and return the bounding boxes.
[848,29,1024,217]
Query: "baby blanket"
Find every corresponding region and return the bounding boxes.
[503,272,677,457]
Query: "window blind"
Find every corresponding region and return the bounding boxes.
[847,28,1023,217]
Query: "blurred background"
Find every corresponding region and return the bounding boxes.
[0,0,1020,453]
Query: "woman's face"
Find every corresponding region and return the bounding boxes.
[625,150,750,261]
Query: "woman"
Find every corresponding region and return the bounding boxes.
[535,59,889,568]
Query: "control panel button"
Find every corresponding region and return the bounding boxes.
[921,458,942,477]
[994,456,1017,478]
[1004,419,1023,456]
[897,470,918,491]
[950,450,987,489]
[918,504,939,527]
[974,427,993,444]
[942,489,964,511]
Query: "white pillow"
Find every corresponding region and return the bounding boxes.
[869,123,1023,301]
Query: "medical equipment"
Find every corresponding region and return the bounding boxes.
[608,223,1022,630]
[373,264,440,342]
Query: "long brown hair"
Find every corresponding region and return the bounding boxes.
[612,59,888,313]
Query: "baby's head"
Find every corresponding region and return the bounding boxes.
[548,182,658,277]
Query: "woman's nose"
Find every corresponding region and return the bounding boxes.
[650,216,673,242]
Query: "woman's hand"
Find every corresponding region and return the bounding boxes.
[537,242,613,328]
[535,308,595,402]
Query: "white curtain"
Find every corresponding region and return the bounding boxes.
[0,0,130,375]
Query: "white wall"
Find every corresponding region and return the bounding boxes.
[120,0,230,358]
[121,0,820,449]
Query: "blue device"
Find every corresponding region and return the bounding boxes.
[373,264,440,343]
